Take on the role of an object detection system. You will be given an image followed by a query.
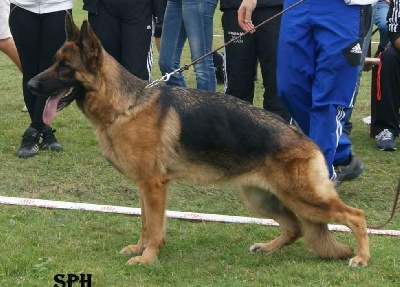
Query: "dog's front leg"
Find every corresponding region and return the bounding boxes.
[120,195,148,256]
[124,175,169,265]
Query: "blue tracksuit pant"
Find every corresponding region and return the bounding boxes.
[277,0,371,178]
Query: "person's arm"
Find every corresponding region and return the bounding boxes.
[0,37,22,72]
[393,38,400,50]
[237,0,257,32]
[152,0,167,25]
[151,0,167,52]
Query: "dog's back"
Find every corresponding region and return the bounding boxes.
[146,85,312,178]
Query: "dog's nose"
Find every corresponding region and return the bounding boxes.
[27,78,42,95]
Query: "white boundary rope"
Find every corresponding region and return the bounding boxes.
[1,195,399,236]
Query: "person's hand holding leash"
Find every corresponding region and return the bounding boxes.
[238,0,257,33]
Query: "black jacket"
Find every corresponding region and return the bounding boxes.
[220,0,283,10]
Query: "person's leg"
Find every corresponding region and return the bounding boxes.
[32,10,70,128]
[313,2,366,179]
[222,9,257,103]
[119,0,153,80]
[182,0,217,91]
[343,4,374,137]
[9,6,42,157]
[88,0,121,63]
[372,44,400,150]
[334,5,372,183]
[158,0,187,87]
[9,5,40,122]
[278,0,362,179]
[254,7,290,122]
[35,10,71,151]
[277,0,314,135]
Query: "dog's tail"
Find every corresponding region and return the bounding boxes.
[301,219,353,259]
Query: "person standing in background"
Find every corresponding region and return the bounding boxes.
[83,0,154,81]
[342,3,375,137]
[152,0,167,52]
[9,0,72,158]
[158,0,218,92]
[238,0,373,185]
[372,0,400,151]
[220,0,290,122]
[342,0,389,137]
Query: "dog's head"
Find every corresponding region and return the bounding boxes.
[27,13,103,125]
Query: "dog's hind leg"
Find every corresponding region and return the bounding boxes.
[281,177,370,267]
[263,151,370,267]
[241,186,302,253]
[299,219,354,260]
[122,174,169,265]
[294,196,370,267]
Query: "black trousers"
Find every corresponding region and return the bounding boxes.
[9,6,70,131]
[221,7,290,122]
[373,44,400,137]
[86,0,153,81]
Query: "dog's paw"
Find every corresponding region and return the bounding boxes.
[120,245,143,255]
[126,255,157,265]
[348,256,369,267]
[249,243,272,253]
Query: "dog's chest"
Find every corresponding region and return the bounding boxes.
[95,128,124,170]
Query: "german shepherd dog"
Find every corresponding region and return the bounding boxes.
[27,16,370,267]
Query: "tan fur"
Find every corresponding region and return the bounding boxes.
[28,18,370,267]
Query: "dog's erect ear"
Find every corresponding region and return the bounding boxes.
[65,12,79,42]
[79,20,103,72]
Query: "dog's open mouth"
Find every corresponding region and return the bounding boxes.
[43,87,76,125]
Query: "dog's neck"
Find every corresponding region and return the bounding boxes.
[78,52,150,127]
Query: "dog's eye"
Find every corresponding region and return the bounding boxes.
[58,63,74,78]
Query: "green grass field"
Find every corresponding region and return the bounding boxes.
[0,2,399,286]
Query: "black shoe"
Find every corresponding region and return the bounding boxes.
[335,154,364,185]
[39,125,63,152]
[17,127,40,158]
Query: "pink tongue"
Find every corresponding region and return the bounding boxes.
[43,94,63,125]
